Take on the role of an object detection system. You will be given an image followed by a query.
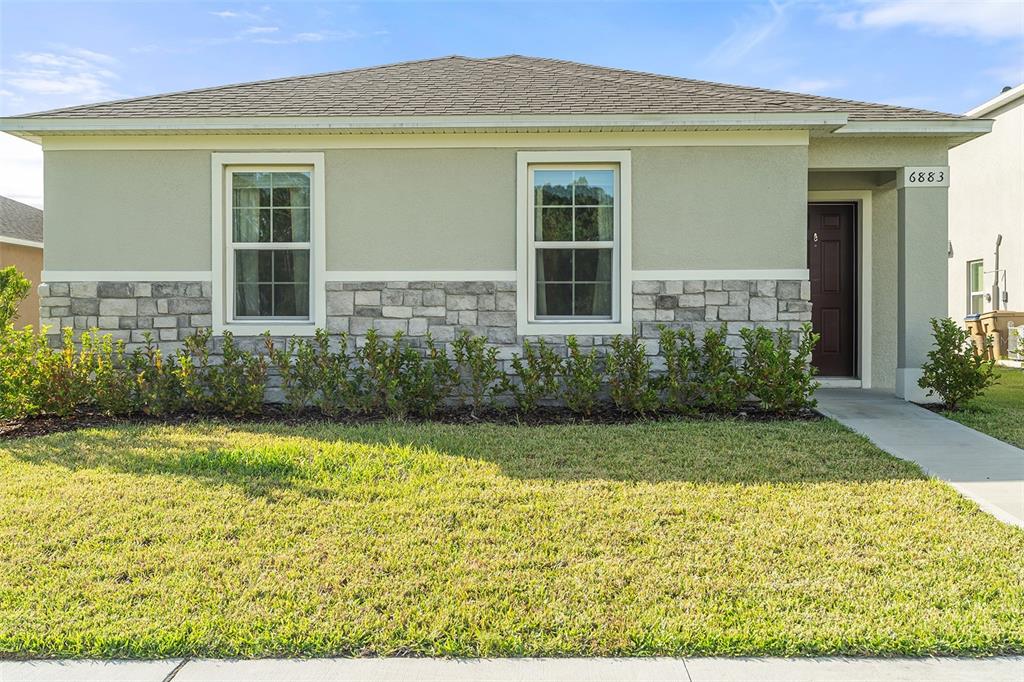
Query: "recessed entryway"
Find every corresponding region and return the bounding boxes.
[808,202,857,377]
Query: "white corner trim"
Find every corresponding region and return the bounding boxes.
[808,190,873,389]
[634,269,809,281]
[211,151,327,336]
[0,236,43,249]
[515,150,634,337]
[895,367,928,402]
[325,270,516,282]
[42,270,213,282]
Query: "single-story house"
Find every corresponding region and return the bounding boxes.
[0,195,44,329]
[0,56,993,401]
[948,84,1022,325]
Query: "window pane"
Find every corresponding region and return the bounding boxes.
[272,208,309,242]
[537,283,572,316]
[970,261,984,291]
[971,294,985,315]
[574,283,612,317]
[236,283,273,317]
[271,172,310,207]
[534,171,573,206]
[573,170,614,205]
[273,250,310,284]
[235,250,273,283]
[537,249,572,282]
[574,206,614,241]
[536,207,572,241]
[233,187,264,208]
[274,284,309,317]
[574,249,612,282]
[233,208,271,242]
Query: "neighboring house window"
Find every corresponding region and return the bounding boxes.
[516,151,632,335]
[212,153,326,335]
[968,260,985,315]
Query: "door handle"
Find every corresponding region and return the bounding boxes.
[812,232,819,244]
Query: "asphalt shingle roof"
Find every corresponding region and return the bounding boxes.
[18,55,960,121]
[0,196,43,244]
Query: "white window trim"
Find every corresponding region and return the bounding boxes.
[212,152,326,336]
[968,259,985,316]
[516,150,632,336]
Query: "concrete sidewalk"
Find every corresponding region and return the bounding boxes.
[816,388,1024,528]
[3,657,1023,682]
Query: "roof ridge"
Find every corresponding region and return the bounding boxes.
[488,55,960,119]
[19,55,476,118]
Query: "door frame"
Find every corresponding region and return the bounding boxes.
[807,191,872,388]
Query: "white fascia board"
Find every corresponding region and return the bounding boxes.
[965,84,1024,118]
[0,236,43,249]
[0,112,850,135]
[831,120,994,137]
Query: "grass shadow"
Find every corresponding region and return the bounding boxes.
[1,418,927,498]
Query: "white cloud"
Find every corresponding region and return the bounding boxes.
[241,26,279,35]
[0,133,44,209]
[0,48,121,108]
[210,9,261,20]
[704,0,794,69]
[779,78,846,94]
[835,0,1024,39]
[253,29,362,45]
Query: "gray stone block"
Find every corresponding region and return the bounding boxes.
[718,305,748,321]
[99,298,137,316]
[633,294,656,309]
[479,311,515,327]
[422,289,445,306]
[777,281,801,300]
[632,281,661,294]
[749,297,779,321]
[447,294,477,310]
[354,290,381,306]
[382,306,413,318]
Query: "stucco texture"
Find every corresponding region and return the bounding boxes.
[43,150,212,271]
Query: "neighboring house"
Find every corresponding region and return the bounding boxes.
[948,84,1023,320]
[0,56,992,401]
[0,195,44,328]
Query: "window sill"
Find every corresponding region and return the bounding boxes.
[215,321,318,337]
[517,319,633,337]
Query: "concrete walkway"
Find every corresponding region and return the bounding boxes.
[3,657,1023,682]
[816,389,1024,528]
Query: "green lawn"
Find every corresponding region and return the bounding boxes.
[944,369,1024,449]
[1,419,1023,658]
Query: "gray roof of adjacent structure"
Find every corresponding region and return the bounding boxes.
[0,196,43,243]
[16,55,961,121]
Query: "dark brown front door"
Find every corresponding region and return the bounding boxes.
[807,203,856,377]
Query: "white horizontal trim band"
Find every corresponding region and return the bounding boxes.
[833,120,992,136]
[0,236,43,249]
[635,269,809,280]
[325,270,517,282]
[42,270,213,282]
[41,269,810,283]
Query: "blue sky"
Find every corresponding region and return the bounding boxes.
[2,0,1022,206]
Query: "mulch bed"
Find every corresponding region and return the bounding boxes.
[0,404,823,440]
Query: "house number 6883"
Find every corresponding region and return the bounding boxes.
[898,166,950,188]
[908,170,944,183]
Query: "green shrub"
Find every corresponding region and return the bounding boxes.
[314,331,364,417]
[354,329,406,415]
[607,334,658,415]
[0,266,30,328]
[264,334,320,415]
[695,324,745,413]
[506,339,562,413]
[658,326,700,414]
[91,332,136,416]
[396,333,460,417]
[208,331,267,416]
[0,326,49,419]
[740,323,819,414]
[562,336,602,417]
[919,317,997,409]
[128,333,185,416]
[452,330,504,412]
[34,327,98,417]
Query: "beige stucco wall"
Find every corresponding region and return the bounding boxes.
[42,142,808,272]
[43,150,212,270]
[948,96,1024,320]
[0,241,43,328]
[808,137,949,169]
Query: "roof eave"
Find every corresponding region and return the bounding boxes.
[0,113,850,139]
